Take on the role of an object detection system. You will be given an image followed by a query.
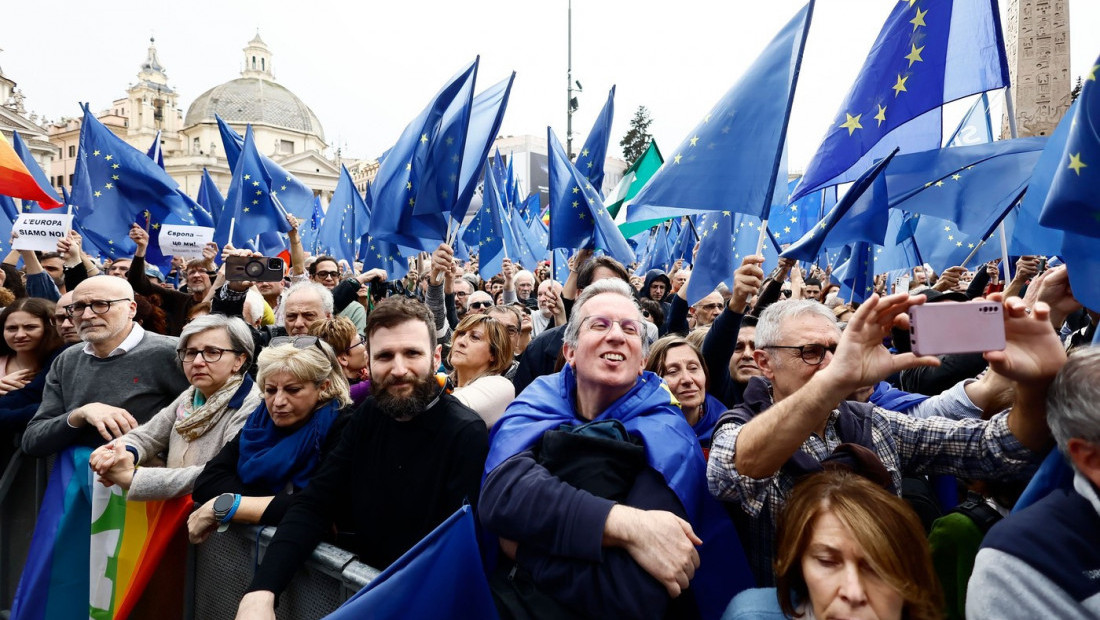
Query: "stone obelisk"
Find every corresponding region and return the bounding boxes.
[1002,0,1072,138]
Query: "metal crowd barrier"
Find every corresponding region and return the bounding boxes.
[187,524,381,620]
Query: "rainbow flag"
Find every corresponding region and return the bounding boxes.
[11,447,94,620]
[0,132,61,208]
[89,481,191,620]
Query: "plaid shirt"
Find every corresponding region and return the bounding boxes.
[707,395,1037,584]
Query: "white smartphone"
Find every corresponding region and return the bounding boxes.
[909,300,1006,356]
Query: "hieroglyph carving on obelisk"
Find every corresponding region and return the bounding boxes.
[1002,0,1072,137]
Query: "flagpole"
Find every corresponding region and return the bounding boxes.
[999,85,1020,282]
[228,218,236,247]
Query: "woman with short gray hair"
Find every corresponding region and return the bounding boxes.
[88,314,262,501]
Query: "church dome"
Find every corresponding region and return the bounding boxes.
[184,77,325,140]
[183,33,324,141]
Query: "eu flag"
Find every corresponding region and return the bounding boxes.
[0,195,19,255]
[642,221,673,273]
[672,216,698,266]
[946,93,994,147]
[793,0,1009,200]
[574,85,615,192]
[452,74,515,223]
[546,128,634,265]
[685,210,779,304]
[833,242,878,304]
[316,165,371,264]
[771,180,835,247]
[781,149,897,262]
[146,130,164,169]
[196,168,225,224]
[70,104,200,268]
[626,2,813,223]
[370,60,479,251]
[214,115,315,220]
[214,125,293,250]
[461,161,507,277]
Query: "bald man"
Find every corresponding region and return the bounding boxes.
[22,276,188,457]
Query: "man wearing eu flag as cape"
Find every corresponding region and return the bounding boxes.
[480,279,751,619]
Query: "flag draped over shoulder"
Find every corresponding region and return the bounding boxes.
[11,447,92,620]
[5,130,63,209]
[792,0,1010,200]
[71,104,202,268]
[215,115,315,219]
[88,483,191,620]
[546,129,634,265]
[325,505,497,620]
[1034,54,1100,312]
[625,1,813,224]
[574,85,615,193]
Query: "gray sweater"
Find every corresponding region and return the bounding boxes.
[22,331,190,457]
[123,381,262,501]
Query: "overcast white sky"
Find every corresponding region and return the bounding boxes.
[4,0,1098,172]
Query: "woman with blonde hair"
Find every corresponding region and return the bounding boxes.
[188,336,352,542]
[308,316,371,407]
[724,470,944,620]
[447,313,514,428]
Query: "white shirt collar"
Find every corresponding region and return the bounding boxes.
[82,322,145,358]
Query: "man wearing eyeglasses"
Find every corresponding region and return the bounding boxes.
[309,255,368,335]
[480,279,749,617]
[22,276,189,457]
[707,296,1066,585]
[691,292,725,329]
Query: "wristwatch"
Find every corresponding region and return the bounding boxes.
[212,492,237,522]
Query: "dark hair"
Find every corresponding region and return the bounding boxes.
[134,294,168,335]
[308,255,340,276]
[0,297,65,370]
[638,298,665,327]
[577,256,630,290]
[0,264,27,299]
[804,277,822,288]
[39,252,63,262]
[366,296,437,352]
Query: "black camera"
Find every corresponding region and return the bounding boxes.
[225,255,285,282]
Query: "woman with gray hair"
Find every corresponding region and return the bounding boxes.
[88,314,262,500]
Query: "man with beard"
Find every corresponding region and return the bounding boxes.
[235,296,489,617]
[22,276,188,457]
[127,224,216,336]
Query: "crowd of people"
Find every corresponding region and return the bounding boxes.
[0,212,1097,620]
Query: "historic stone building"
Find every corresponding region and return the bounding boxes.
[1002,0,1072,137]
[48,34,340,208]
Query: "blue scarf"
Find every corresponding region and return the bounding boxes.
[237,399,340,493]
[487,365,754,618]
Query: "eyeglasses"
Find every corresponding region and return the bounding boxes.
[469,301,493,309]
[581,315,644,338]
[270,335,325,352]
[345,337,366,353]
[178,346,241,363]
[314,270,341,280]
[51,314,71,326]
[64,298,132,318]
[697,302,724,312]
[761,343,837,365]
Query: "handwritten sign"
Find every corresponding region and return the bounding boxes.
[159,225,214,259]
[12,214,73,252]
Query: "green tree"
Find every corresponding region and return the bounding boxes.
[619,105,653,167]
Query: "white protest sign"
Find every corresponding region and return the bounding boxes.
[12,213,73,252]
[159,225,214,259]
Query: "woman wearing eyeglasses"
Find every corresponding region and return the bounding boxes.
[187,335,351,542]
[308,316,371,407]
[0,298,67,434]
[448,314,515,428]
[88,314,262,501]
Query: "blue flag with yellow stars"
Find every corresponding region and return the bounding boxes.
[214,125,292,251]
[685,211,779,305]
[460,163,507,277]
[357,183,408,280]
[370,60,479,251]
[946,93,994,147]
[833,242,878,304]
[884,138,1045,235]
[771,180,836,247]
[146,130,164,169]
[298,194,324,255]
[317,165,371,264]
[894,210,1006,273]
[672,216,698,266]
[0,195,19,255]
[1033,54,1100,312]
[196,168,225,224]
[214,115,315,220]
[10,130,62,210]
[643,221,673,273]
[546,128,634,265]
[575,85,615,193]
[70,104,201,270]
[782,149,897,262]
[626,2,812,224]
[793,0,1009,201]
[453,74,515,224]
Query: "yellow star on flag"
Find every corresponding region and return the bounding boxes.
[1068,152,1087,175]
[874,105,887,126]
[420,134,429,143]
[243,174,251,180]
[910,7,927,30]
[581,148,589,157]
[93,150,100,156]
[94,191,101,197]
[105,155,113,161]
[904,44,925,67]
[892,75,909,97]
[674,154,683,164]
[1089,64,1099,81]
[690,136,699,147]
[839,113,863,136]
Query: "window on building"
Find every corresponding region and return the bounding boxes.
[261,58,265,71]
[278,140,295,155]
[68,145,76,158]
[68,174,74,186]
